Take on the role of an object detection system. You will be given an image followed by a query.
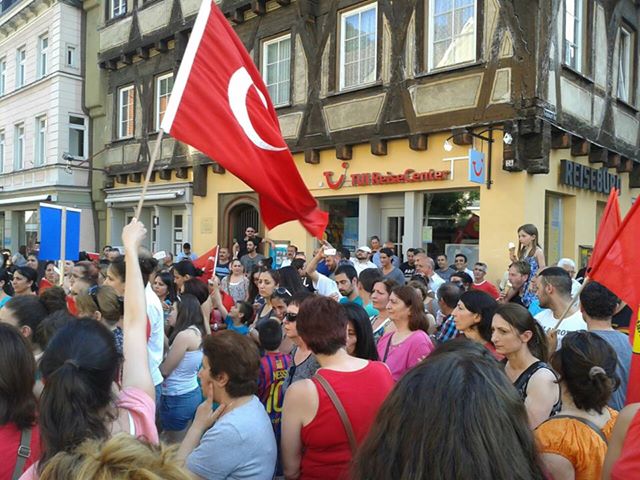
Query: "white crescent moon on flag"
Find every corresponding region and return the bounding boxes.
[228,67,287,152]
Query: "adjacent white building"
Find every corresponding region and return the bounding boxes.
[0,0,93,253]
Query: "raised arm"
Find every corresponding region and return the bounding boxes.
[121,219,155,401]
[305,243,330,284]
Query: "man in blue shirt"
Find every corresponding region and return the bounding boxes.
[335,264,377,317]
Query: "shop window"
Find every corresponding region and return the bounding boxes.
[155,73,174,131]
[617,25,635,104]
[427,0,477,71]
[117,85,135,139]
[24,210,39,252]
[323,198,360,251]
[545,194,564,266]
[173,213,184,257]
[338,2,378,90]
[262,34,291,107]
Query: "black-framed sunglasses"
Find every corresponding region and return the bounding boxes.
[274,287,292,298]
[284,312,297,322]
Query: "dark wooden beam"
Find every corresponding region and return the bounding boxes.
[116,174,128,185]
[275,0,291,5]
[617,157,633,173]
[251,0,266,15]
[158,169,172,180]
[370,138,387,156]
[193,164,208,197]
[305,149,320,164]
[570,136,590,156]
[149,171,156,182]
[551,128,571,149]
[630,162,640,188]
[120,53,133,65]
[606,151,621,169]
[155,39,169,53]
[336,144,352,160]
[136,46,150,60]
[211,162,226,174]
[409,134,428,151]
[129,172,142,183]
[104,178,115,189]
[452,131,473,146]
[99,59,118,71]
[588,145,606,164]
[230,8,245,24]
[175,167,189,179]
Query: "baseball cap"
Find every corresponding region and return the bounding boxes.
[357,246,372,253]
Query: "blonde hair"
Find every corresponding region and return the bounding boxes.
[75,285,122,326]
[40,434,192,480]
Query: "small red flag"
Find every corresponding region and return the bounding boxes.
[588,188,621,271]
[161,0,328,238]
[194,245,218,283]
[627,309,640,404]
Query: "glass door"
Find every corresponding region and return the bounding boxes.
[382,208,404,260]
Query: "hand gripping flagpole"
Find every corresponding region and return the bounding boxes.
[553,276,589,330]
[135,129,165,220]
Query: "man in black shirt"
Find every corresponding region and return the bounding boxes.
[233,226,274,259]
[400,248,417,281]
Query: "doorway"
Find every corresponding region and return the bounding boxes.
[382,208,404,260]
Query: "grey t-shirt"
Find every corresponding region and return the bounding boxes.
[281,346,320,395]
[187,396,277,479]
[383,267,406,286]
[240,253,265,273]
[592,329,632,411]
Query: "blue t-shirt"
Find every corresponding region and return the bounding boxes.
[225,316,249,335]
[187,396,276,480]
[592,329,632,411]
[0,295,11,309]
[339,296,378,317]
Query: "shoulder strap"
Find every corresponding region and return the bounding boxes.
[382,333,394,362]
[314,373,357,453]
[12,427,32,480]
[545,415,608,445]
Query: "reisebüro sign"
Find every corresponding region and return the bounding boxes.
[559,159,621,195]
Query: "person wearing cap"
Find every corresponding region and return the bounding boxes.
[351,246,377,276]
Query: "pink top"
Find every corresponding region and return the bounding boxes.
[19,387,157,480]
[377,330,435,381]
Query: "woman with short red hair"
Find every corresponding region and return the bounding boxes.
[281,295,394,480]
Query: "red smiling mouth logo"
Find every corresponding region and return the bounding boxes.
[323,162,350,190]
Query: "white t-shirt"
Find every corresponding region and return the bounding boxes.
[312,272,340,297]
[535,309,587,349]
[350,259,378,276]
[145,282,165,387]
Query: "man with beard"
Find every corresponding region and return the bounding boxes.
[240,240,265,273]
[334,264,376,317]
[350,246,377,276]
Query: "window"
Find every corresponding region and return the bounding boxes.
[339,3,378,90]
[117,85,134,139]
[262,34,291,106]
[428,0,477,70]
[0,131,4,173]
[38,35,48,78]
[617,26,634,103]
[155,73,173,130]
[66,45,77,68]
[564,0,588,72]
[14,123,24,170]
[35,116,47,165]
[16,48,26,88]
[111,0,126,18]
[69,115,87,158]
[0,59,5,95]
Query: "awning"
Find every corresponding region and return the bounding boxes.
[105,189,185,204]
[0,194,52,205]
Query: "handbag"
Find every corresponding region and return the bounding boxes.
[314,373,357,453]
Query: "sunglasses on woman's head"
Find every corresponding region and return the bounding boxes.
[284,312,297,322]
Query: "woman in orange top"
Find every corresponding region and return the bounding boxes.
[602,402,640,479]
[535,331,620,480]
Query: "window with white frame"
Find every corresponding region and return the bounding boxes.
[38,35,48,78]
[16,48,26,88]
[111,0,126,18]
[117,85,134,139]
[14,124,24,170]
[339,3,378,90]
[35,116,47,166]
[428,0,476,70]
[564,0,587,72]
[262,34,291,106]
[617,26,634,104]
[155,73,173,130]
[0,58,5,95]
[66,45,77,68]
[0,131,4,173]
[69,115,87,158]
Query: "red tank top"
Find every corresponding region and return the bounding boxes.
[611,407,640,479]
[300,361,394,480]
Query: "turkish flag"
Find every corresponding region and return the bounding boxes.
[587,188,621,272]
[194,245,218,283]
[161,0,328,238]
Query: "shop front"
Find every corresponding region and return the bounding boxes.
[192,131,636,283]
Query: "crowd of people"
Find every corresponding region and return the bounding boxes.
[0,221,638,480]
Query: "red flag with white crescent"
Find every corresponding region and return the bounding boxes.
[161,0,327,238]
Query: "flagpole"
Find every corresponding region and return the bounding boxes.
[135,129,165,220]
[553,276,589,330]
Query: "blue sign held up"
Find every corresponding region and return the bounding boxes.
[468,148,485,185]
[39,203,81,261]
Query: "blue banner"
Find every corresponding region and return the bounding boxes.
[38,204,81,261]
[468,148,486,185]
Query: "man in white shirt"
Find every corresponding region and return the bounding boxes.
[280,245,298,268]
[414,252,445,294]
[304,244,340,299]
[534,266,586,349]
[350,246,377,275]
[453,253,474,277]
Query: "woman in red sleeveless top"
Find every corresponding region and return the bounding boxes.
[603,402,640,479]
[281,296,394,480]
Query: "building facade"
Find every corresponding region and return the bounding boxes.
[0,0,93,253]
[88,0,640,277]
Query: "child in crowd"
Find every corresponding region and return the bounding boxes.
[258,319,291,476]
[224,301,253,335]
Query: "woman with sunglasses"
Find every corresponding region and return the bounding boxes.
[281,291,318,395]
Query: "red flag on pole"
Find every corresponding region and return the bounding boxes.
[588,188,621,271]
[628,309,640,404]
[193,245,218,283]
[161,0,328,239]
